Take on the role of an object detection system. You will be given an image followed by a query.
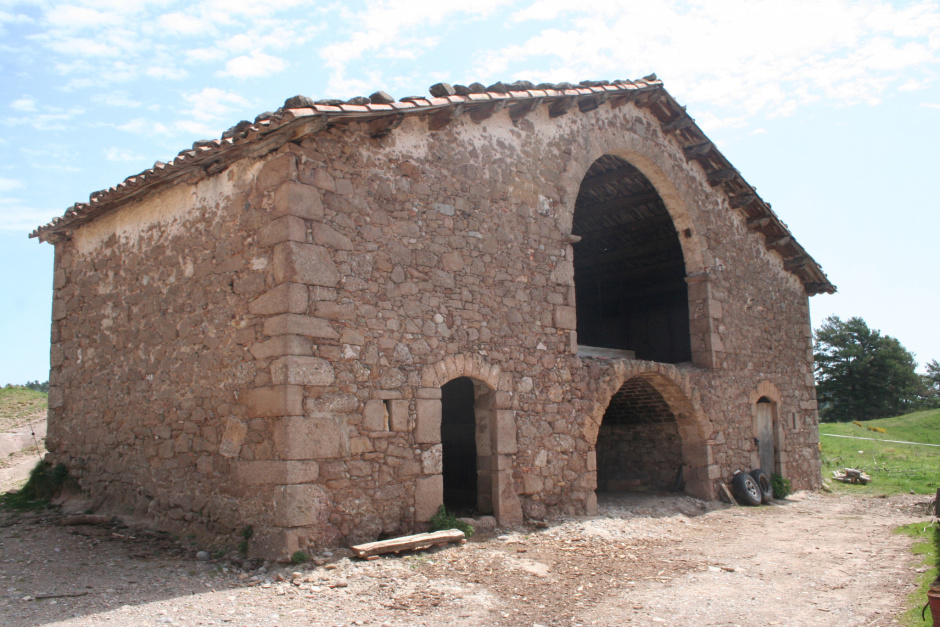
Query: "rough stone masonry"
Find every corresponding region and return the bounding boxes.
[32,76,834,559]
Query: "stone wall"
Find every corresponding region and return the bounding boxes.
[46,96,822,558]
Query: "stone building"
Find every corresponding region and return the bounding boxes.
[31,76,834,558]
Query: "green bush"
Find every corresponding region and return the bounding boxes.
[429,505,474,538]
[0,461,74,510]
[771,473,792,499]
[290,550,309,564]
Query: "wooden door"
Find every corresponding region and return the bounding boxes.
[756,402,775,472]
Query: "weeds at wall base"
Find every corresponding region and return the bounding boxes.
[0,461,76,511]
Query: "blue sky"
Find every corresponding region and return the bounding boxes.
[1,0,939,384]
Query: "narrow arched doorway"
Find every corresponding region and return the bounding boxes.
[596,376,685,493]
[755,397,778,473]
[441,376,495,514]
[572,155,691,363]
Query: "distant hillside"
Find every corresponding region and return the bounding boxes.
[0,386,48,433]
[819,408,940,495]
[820,409,940,445]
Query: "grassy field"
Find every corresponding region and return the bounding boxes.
[896,521,940,626]
[0,386,48,433]
[820,409,940,626]
[819,409,940,495]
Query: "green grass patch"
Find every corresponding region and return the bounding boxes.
[819,409,940,495]
[429,505,474,538]
[0,461,75,510]
[0,386,47,430]
[894,521,939,626]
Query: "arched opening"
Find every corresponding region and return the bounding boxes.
[440,376,495,515]
[595,377,685,493]
[572,154,691,363]
[755,397,778,474]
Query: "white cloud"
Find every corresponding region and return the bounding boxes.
[320,0,510,94]
[482,0,940,123]
[92,92,142,108]
[218,52,287,78]
[921,102,940,109]
[10,97,36,112]
[104,147,145,162]
[3,107,84,131]
[157,11,211,36]
[0,177,23,192]
[145,65,188,80]
[0,198,60,233]
[182,87,251,122]
[114,117,170,135]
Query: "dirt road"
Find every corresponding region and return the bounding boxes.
[0,490,932,627]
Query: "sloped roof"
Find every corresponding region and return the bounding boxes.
[30,76,834,295]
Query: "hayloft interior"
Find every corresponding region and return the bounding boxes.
[572,155,692,363]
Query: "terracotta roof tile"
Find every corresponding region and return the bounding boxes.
[29,75,833,294]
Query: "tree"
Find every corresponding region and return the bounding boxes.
[923,359,940,405]
[814,316,922,422]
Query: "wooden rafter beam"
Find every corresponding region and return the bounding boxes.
[427,105,464,131]
[573,190,664,224]
[578,93,609,113]
[663,113,693,134]
[683,141,713,161]
[578,166,643,192]
[746,216,771,230]
[730,192,758,209]
[509,98,543,122]
[548,96,576,118]
[469,100,506,123]
[707,168,737,186]
[574,235,681,270]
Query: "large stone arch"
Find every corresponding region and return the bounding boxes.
[586,360,716,500]
[415,354,522,525]
[553,122,722,368]
[555,128,708,276]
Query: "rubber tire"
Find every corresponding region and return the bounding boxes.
[732,472,763,506]
[749,469,774,503]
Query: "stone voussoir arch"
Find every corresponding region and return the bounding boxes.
[420,353,506,392]
[586,359,716,500]
[749,380,782,406]
[555,122,708,277]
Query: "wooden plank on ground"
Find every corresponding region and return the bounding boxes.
[351,529,465,558]
[720,483,739,506]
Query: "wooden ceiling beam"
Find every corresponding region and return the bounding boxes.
[574,235,681,270]
[573,190,663,222]
[578,165,642,192]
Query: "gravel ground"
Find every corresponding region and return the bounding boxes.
[0,489,932,627]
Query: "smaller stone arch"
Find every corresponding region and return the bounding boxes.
[414,355,522,525]
[586,360,715,500]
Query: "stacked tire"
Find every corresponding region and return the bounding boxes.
[732,469,774,505]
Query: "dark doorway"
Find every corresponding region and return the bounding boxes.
[572,155,691,363]
[596,377,684,493]
[441,377,478,512]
